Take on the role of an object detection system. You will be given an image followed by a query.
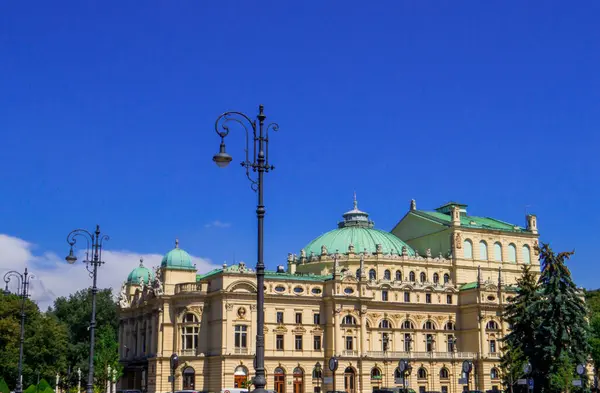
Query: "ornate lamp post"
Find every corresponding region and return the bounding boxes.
[212,104,279,393]
[64,225,110,393]
[314,362,322,393]
[3,268,33,393]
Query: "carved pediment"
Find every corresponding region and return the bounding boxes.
[311,326,323,334]
[273,325,288,334]
[293,326,307,334]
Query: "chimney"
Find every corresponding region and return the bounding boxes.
[287,253,297,274]
[526,214,538,234]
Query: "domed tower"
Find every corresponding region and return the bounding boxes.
[295,193,414,275]
[159,239,197,293]
[127,258,154,287]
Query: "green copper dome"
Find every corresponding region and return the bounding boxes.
[127,258,154,284]
[161,240,195,270]
[303,194,415,257]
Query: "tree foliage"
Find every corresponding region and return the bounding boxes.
[0,378,10,393]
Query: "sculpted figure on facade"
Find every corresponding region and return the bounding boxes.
[118,282,130,309]
[455,232,462,248]
[321,245,328,255]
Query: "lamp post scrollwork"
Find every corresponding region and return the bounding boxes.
[3,268,33,393]
[64,225,110,393]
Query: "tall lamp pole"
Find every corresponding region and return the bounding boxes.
[3,268,33,393]
[212,104,279,393]
[64,225,110,393]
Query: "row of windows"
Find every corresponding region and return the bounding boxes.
[463,239,531,263]
[366,270,451,283]
[381,291,453,304]
[370,366,500,380]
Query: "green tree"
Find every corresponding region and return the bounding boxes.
[533,244,590,393]
[501,264,540,391]
[93,325,122,393]
[0,377,10,393]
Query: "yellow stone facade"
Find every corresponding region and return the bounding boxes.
[118,200,541,393]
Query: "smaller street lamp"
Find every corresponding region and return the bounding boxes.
[314,362,322,393]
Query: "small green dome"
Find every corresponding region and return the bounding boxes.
[127,258,154,284]
[303,194,415,257]
[161,240,195,270]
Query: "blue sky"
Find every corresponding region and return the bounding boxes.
[1,1,599,298]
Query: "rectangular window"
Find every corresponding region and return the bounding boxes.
[419,387,426,393]
[490,340,496,353]
[442,387,448,393]
[404,292,410,302]
[345,336,353,350]
[313,313,320,325]
[426,293,432,304]
[313,335,321,350]
[447,294,452,304]
[382,290,389,301]
[234,325,248,348]
[426,334,433,352]
[314,388,321,393]
[295,335,303,350]
[447,335,455,352]
[296,312,302,324]
[404,333,412,352]
[276,311,284,324]
[276,334,284,350]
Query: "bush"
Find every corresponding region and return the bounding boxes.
[0,378,9,393]
[38,380,51,392]
[24,385,37,393]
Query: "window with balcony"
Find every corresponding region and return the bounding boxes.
[396,270,402,281]
[404,292,410,302]
[234,325,248,349]
[447,294,452,304]
[276,334,284,350]
[369,269,376,280]
[404,333,412,351]
[313,335,321,350]
[313,313,320,325]
[295,335,303,350]
[426,293,432,304]
[181,313,199,354]
[384,270,391,280]
[426,334,434,352]
[295,312,302,324]
[276,311,284,324]
[489,339,496,353]
[382,290,389,301]
[345,336,353,350]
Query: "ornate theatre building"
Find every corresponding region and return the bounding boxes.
[117,198,540,393]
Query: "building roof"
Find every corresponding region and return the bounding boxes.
[196,263,330,282]
[302,194,415,256]
[413,203,527,233]
[127,258,154,284]
[161,239,196,270]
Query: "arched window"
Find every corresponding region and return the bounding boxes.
[394,368,402,379]
[486,320,499,330]
[356,269,361,279]
[379,319,391,329]
[342,315,357,325]
[423,320,435,330]
[522,245,531,264]
[417,367,427,379]
[312,367,322,379]
[183,367,195,390]
[444,322,455,330]
[479,241,488,260]
[420,272,426,283]
[440,368,449,379]
[181,313,199,353]
[395,270,402,281]
[384,270,391,280]
[464,239,473,258]
[494,242,502,261]
[490,367,499,379]
[371,367,382,380]
[409,271,416,282]
[369,269,377,280]
[402,320,414,329]
[443,273,450,284]
[508,244,517,263]
[433,273,439,284]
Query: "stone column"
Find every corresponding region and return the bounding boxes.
[479,316,486,357]
[334,306,342,356]
[360,307,367,356]
[157,307,163,357]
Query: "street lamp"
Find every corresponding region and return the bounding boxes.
[314,362,322,393]
[64,225,110,393]
[3,268,33,393]
[212,104,279,393]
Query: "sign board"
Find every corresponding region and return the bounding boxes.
[323,377,333,384]
[517,379,527,385]
[458,378,468,385]
[572,379,582,387]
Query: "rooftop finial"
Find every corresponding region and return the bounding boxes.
[139,257,144,267]
[353,191,358,210]
[175,238,179,249]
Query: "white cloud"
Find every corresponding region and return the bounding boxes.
[0,234,218,311]
[204,220,231,228]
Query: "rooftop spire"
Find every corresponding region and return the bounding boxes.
[175,238,179,249]
[339,191,374,229]
[353,191,358,210]
[139,257,144,267]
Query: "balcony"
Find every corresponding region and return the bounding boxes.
[367,351,476,360]
[175,282,206,295]
[342,350,359,357]
[181,348,197,356]
[234,348,250,354]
